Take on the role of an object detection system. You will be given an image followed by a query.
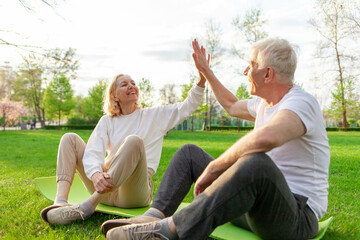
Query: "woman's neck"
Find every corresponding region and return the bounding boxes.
[120,103,137,115]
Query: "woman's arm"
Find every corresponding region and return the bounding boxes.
[83,116,115,193]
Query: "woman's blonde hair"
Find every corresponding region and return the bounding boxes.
[103,74,128,117]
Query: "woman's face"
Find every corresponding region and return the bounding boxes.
[114,75,139,105]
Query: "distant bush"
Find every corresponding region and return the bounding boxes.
[326,127,360,131]
[206,126,254,131]
[44,124,96,130]
[67,117,99,125]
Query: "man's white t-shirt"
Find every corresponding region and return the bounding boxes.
[247,85,330,220]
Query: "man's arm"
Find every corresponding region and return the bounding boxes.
[192,39,254,121]
[194,109,306,196]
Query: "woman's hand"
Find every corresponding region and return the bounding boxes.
[194,162,221,197]
[91,172,115,194]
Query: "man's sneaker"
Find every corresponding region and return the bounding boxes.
[46,204,87,225]
[101,215,160,236]
[106,221,168,240]
[40,203,71,223]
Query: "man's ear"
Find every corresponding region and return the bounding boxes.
[264,67,274,83]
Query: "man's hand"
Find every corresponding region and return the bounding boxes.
[194,162,222,197]
[192,39,211,75]
[91,172,115,194]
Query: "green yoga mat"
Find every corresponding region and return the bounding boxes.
[35,174,333,240]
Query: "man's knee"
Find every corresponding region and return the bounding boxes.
[235,153,282,181]
[178,143,202,154]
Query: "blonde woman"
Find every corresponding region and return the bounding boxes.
[40,72,206,225]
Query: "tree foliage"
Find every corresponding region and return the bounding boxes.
[159,83,177,105]
[236,83,251,100]
[12,48,78,127]
[328,77,360,125]
[232,8,268,60]
[43,74,75,128]
[310,0,360,130]
[233,8,268,46]
[0,98,27,130]
[13,54,46,127]
[138,78,154,108]
[82,79,107,121]
[201,19,224,131]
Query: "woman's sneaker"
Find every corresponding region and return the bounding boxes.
[46,204,87,225]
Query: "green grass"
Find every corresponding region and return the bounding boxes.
[0,130,359,239]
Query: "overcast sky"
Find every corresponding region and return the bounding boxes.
[1,0,326,103]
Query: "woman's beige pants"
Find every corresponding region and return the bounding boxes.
[56,133,153,208]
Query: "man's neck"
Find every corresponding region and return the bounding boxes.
[262,83,294,107]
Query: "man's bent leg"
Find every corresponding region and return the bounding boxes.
[173,153,318,240]
[151,144,214,217]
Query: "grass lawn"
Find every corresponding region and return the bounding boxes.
[0,130,359,239]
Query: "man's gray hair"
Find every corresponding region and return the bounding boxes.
[251,37,298,83]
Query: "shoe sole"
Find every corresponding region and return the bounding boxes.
[101,220,132,236]
[40,204,71,223]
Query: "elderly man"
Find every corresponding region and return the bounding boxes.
[102,38,330,240]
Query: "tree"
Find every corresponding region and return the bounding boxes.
[180,77,203,131]
[201,19,225,131]
[44,48,79,80]
[83,79,108,121]
[43,74,75,128]
[12,48,78,127]
[235,83,251,131]
[309,0,360,131]
[0,62,16,100]
[232,8,268,60]
[327,77,360,126]
[159,83,177,105]
[138,78,154,108]
[13,54,46,127]
[1,0,64,49]
[0,98,27,131]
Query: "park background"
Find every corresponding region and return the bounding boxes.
[0,0,360,239]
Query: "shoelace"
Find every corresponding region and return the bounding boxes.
[125,222,169,240]
[61,205,85,221]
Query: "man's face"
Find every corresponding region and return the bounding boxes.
[243,59,267,96]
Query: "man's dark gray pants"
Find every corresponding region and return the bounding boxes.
[151,144,318,240]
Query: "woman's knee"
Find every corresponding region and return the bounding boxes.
[60,132,81,144]
[123,135,144,150]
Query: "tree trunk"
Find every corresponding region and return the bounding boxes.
[58,110,61,130]
[202,85,209,131]
[209,105,212,131]
[40,108,46,128]
[191,117,194,132]
[335,40,347,131]
[2,112,5,131]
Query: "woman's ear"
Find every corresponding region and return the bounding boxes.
[111,94,119,102]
